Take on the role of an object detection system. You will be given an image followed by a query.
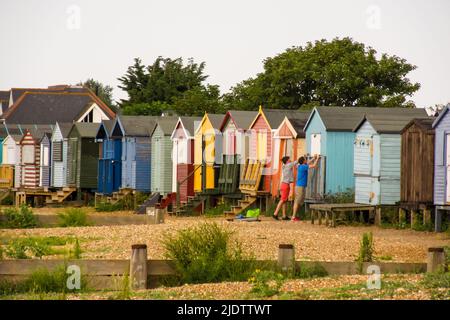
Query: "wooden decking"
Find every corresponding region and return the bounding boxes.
[309,203,376,227]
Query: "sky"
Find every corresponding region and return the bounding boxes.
[1,0,449,108]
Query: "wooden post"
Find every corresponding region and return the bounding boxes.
[310,209,315,224]
[130,244,148,290]
[278,244,295,273]
[427,247,446,273]
[318,211,322,225]
[435,208,442,232]
[423,208,431,226]
[375,207,382,226]
[399,208,406,225]
[410,210,417,228]
[331,210,336,227]
[325,211,329,226]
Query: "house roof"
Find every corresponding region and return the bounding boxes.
[353,108,429,133]
[401,117,435,134]
[70,122,101,138]
[153,116,179,136]
[178,116,202,137]
[116,116,158,137]
[220,110,259,131]
[2,86,116,124]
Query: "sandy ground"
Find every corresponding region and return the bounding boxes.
[1,210,448,262]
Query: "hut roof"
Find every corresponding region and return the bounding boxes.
[206,114,225,129]
[117,116,158,137]
[56,122,74,138]
[178,116,202,137]
[432,104,450,128]
[70,122,101,138]
[220,110,259,131]
[153,116,179,136]
[354,109,429,133]
[401,117,436,134]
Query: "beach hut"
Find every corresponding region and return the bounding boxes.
[51,123,73,188]
[111,116,157,192]
[432,105,450,231]
[66,122,101,191]
[304,107,375,199]
[353,108,428,205]
[171,116,201,203]
[1,131,22,188]
[272,111,311,198]
[96,120,120,195]
[18,126,53,189]
[0,125,22,188]
[39,132,52,188]
[399,118,435,226]
[240,107,295,196]
[193,113,224,193]
[218,110,258,195]
[150,117,178,195]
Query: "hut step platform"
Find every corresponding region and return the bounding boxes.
[309,203,376,227]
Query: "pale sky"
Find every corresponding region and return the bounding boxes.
[1,0,449,108]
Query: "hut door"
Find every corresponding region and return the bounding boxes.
[446,134,450,203]
[311,134,321,156]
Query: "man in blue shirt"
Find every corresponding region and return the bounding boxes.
[292,154,319,221]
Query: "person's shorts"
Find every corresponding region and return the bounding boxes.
[280,183,290,201]
[294,186,305,205]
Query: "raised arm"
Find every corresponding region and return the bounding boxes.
[308,155,320,169]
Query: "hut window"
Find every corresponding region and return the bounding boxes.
[311,133,321,156]
[42,146,49,166]
[53,141,63,162]
[22,145,34,164]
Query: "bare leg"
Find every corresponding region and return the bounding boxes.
[273,199,285,216]
[292,202,298,218]
[282,202,286,218]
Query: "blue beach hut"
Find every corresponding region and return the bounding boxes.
[111,116,157,192]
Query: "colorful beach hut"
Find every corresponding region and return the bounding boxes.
[111,116,157,192]
[272,111,311,198]
[171,116,201,203]
[66,122,101,191]
[96,120,120,195]
[193,113,224,193]
[51,123,73,188]
[218,110,258,194]
[432,105,450,231]
[150,117,178,195]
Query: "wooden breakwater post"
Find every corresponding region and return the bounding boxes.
[278,244,295,273]
[130,244,148,290]
[427,247,447,273]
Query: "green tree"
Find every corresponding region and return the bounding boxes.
[78,78,116,111]
[173,84,224,116]
[224,38,420,109]
[118,56,213,115]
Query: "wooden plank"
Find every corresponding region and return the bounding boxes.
[0,260,129,276]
